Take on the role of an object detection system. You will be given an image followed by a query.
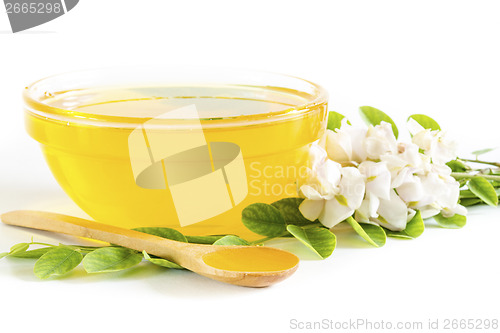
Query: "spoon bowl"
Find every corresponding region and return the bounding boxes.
[1,210,299,287]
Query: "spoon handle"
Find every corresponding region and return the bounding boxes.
[0,210,191,260]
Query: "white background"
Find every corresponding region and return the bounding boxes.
[1,1,499,332]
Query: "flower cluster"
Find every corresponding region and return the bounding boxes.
[299,118,466,231]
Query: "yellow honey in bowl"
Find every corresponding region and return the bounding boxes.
[25,81,327,240]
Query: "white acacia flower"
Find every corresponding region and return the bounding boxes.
[355,190,409,231]
[384,139,465,218]
[441,204,468,217]
[325,120,399,164]
[325,119,367,164]
[355,161,409,231]
[379,143,428,204]
[407,118,457,164]
[395,174,426,203]
[381,143,429,182]
[373,190,409,231]
[364,121,398,160]
[358,161,391,200]
[383,147,465,219]
[299,145,365,228]
[409,168,467,218]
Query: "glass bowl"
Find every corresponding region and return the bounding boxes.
[23,67,328,239]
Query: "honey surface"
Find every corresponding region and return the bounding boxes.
[203,247,299,272]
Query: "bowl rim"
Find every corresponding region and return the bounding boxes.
[23,66,329,128]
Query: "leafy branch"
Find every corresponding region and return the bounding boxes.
[0,230,227,279]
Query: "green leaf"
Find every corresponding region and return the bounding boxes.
[213,235,250,246]
[460,187,500,200]
[142,251,184,270]
[185,235,225,244]
[468,176,498,206]
[446,160,469,173]
[384,231,413,239]
[403,210,425,238]
[359,106,399,138]
[82,247,143,273]
[0,242,32,259]
[132,227,187,242]
[286,225,336,259]
[10,247,53,259]
[9,243,30,255]
[271,197,312,226]
[460,198,483,207]
[242,203,286,237]
[327,111,349,131]
[434,213,467,229]
[472,147,496,157]
[345,217,386,247]
[34,247,83,279]
[460,189,477,199]
[385,211,425,239]
[408,114,441,131]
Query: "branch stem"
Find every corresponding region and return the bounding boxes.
[459,158,500,168]
[30,242,57,247]
[249,235,280,245]
[451,172,500,181]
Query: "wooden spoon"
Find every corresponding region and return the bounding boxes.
[1,210,299,287]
